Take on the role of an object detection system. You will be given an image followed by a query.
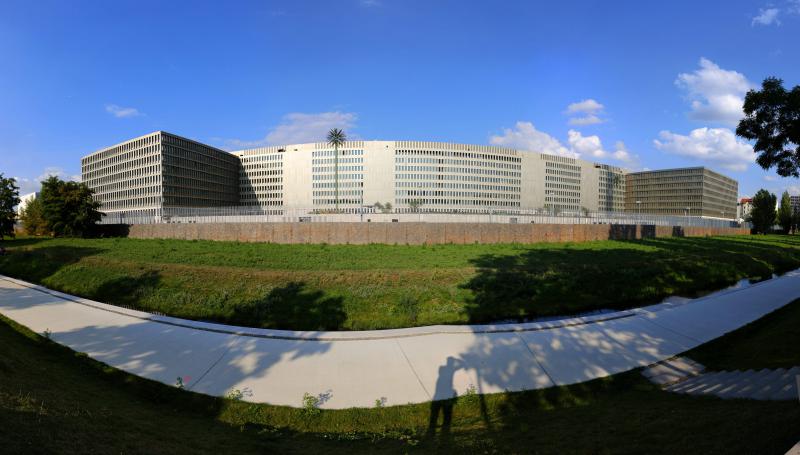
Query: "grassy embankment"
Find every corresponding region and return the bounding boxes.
[1,235,799,330]
[1,307,799,454]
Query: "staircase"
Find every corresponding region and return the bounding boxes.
[642,357,800,401]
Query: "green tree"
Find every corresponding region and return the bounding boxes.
[19,196,47,235]
[407,199,423,213]
[777,191,793,234]
[736,77,800,177]
[326,128,346,212]
[749,189,777,234]
[40,176,103,237]
[0,173,20,239]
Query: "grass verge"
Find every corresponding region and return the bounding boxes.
[1,235,799,330]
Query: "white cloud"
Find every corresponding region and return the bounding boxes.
[675,58,752,126]
[360,0,381,6]
[227,111,358,148]
[567,130,635,164]
[565,99,606,125]
[567,130,605,158]
[763,175,777,181]
[490,121,575,158]
[653,127,754,171]
[105,104,143,118]
[568,114,604,126]
[489,122,635,164]
[612,141,634,163]
[790,0,800,14]
[566,99,604,115]
[752,8,780,26]
[13,167,81,195]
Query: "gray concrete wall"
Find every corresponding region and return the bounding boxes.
[127,222,751,244]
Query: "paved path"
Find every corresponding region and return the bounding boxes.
[643,357,800,400]
[1,271,799,409]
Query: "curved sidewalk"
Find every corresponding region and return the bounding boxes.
[0,271,798,409]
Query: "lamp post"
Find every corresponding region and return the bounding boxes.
[636,200,641,224]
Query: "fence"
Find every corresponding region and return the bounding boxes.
[100,206,746,229]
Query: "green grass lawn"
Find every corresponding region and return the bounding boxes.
[1,315,798,454]
[1,235,800,330]
[688,299,800,371]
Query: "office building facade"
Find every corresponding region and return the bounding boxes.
[233,140,625,214]
[82,132,739,220]
[624,167,737,219]
[81,131,240,218]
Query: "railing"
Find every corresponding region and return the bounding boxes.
[98,206,747,229]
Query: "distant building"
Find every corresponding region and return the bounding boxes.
[80,132,740,222]
[15,191,39,216]
[80,131,240,220]
[624,167,738,219]
[737,197,753,222]
[791,195,800,214]
[81,131,629,219]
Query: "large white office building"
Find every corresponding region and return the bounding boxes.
[233,139,626,214]
[80,131,642,218]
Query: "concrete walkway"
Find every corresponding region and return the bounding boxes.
[0,270,799,409]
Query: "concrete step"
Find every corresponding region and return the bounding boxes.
[642,357,702,380]
[662,356,705,375]
[750,368,790,400]
[695,371,749,396]
[769,373,799,401]
[705,370,768,397]
[665,372,721,393]
[719,369,774,399]
[680,371,738,395]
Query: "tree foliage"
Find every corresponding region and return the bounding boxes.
[749,189,777,234]
[777,191,793,234]
[40,176,103,237]
[736,77,800,177]
[19,196,47,235]
[793,204,800,234]
[0,173,20,239]
[327,128,346,212]
[407,199,423,212]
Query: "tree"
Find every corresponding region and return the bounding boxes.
[19,196,47,235]
[0,173,20,240]
[40,176,103,237]
[749,189,777,234]
[373,202,392,214]
[326,128,346,212]
[793,205,800,234]
[777,191,793,234]
[736,77,800,177]
[407,199,423,213]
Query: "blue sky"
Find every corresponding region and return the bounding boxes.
[1,0,799,198]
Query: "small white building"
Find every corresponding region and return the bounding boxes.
[736,197,753,222]
[15,191,38,216]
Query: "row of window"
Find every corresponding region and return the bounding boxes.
[396,174,520,185]
[397,149,521,163]
[396,156,521,170]
[395,181,519,192]
[394,198,520,207]
[397,190,520,200]
[395,165,520,178]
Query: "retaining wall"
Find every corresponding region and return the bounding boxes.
[126,223,750,245]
